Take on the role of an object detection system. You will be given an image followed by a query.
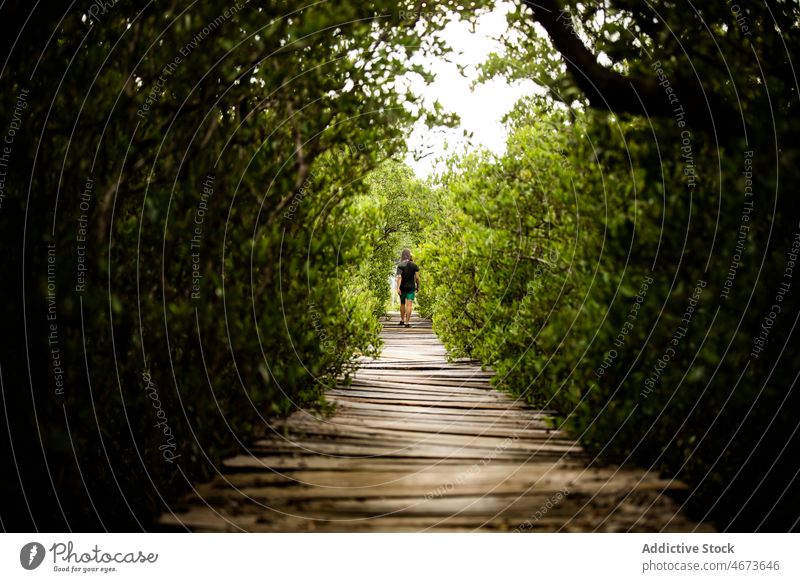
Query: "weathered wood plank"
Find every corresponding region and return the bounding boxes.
[326,399,537,416]
[272,417,561,439]
[159,312,709,532]
[248,439,581,459]
[328,389,511,404]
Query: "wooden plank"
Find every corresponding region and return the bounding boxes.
[273,417,562,439]
[194,470,687,505]
[328,389,510,403]
[269,415,568,438]
[350,376,495,388]
[221,454,532,472]
[212,464,677,490]
[336,388,508,400]
[160,312,708,532]
[249,439,583,459]
[327,398,535,415]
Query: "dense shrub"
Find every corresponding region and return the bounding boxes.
[0,0,478,530]
[420,98,800,530]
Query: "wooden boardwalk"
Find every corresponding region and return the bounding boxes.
[159,313,709,532]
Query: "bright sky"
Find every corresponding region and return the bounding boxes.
[403,3,542,179]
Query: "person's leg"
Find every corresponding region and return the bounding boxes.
[399,294,406,323]
[404,290,415,324]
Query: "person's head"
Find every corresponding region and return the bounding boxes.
[401,248,411,261]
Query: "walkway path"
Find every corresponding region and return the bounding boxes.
[160,313,709,532]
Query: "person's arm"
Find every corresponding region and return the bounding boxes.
[414,271,420,291]
[396,274,402,294]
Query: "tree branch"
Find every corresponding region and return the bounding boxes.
[520,0,729,133]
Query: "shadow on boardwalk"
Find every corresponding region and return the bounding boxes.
[159,313,711,532]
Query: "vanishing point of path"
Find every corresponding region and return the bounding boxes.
[160,313,710,532]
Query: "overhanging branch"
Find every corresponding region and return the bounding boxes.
[520,0,730,133]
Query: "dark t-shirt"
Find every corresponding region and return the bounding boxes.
[396,260,419,292]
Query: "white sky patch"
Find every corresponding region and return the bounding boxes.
[403,3,543,179]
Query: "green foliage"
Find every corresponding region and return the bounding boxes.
[0,0,487,530]
[3,0,798,534]
[423,0,800,529]
[420,103,609,395]
[423,94,800,530]
[351,161,430,315]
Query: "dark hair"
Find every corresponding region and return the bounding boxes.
[401,248,411,261]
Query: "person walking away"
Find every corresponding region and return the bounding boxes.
[395,249,420,328]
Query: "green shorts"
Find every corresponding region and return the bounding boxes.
[400,291,415,303]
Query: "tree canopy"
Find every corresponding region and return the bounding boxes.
[1,0,799,532]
